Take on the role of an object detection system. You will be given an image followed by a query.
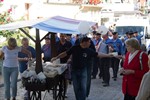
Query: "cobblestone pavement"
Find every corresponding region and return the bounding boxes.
[0,69,124,100]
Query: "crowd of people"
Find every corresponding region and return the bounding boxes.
[0,28,150,100]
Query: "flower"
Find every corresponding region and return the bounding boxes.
[0,0,4,2]
[8,8,12,13]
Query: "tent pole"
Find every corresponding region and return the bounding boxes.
[51,33,57,58]
[35,28,43,74]
[19,28,36,42]
[40,32,50,42]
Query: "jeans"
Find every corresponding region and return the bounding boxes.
[86,65,92,97]
[71,67,87,100]
[2,67,18,99]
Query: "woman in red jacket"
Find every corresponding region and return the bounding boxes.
[120,38,149,100]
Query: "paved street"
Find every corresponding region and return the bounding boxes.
[0,68,124,100]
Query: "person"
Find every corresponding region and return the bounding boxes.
[97,32,111,87]
[18,38,36,73]
[55,34,72,98]
[110,32,123,81]
[128,31,135,39]
[51,37,112,100]
[140,44,147,52]
[18,38,36,100]
[91,32,102,79]
[56,34,72,63]
[41,36,51,62]
[119,38,149,100]
[136,55,150,100]
[55,33,60,42]
[65,34,75,45]
[74,35,96,97]
[124,31,129,41]
[0,38,32,100]
[120,37,126,55]
[97,32,112,82]
[134,31,143,45]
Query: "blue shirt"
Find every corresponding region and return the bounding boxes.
[41,44,51,58]
[104,38,112,45]
[110,38,123,55]
[135,35,143,45]
[18,46,36,73]
[56,36,60,42]
[69,38,75,46]
[92,38,101,46]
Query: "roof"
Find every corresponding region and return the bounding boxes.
[0,16,96,34]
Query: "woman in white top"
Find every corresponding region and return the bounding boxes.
[0,38,31,100]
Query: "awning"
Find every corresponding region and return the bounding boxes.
[0,16,96,34]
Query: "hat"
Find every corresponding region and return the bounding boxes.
[125,31,129,34]
[66,34,72,36]
[128,31,134,35]
[95,32,101,35]
[134,31,138,33]
[92,31,97,35]
[112,32,118,35]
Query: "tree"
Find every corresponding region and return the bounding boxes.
[0,0,34,47]
[0,0,15,37]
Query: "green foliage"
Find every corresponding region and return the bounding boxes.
[0,0,14,37]
[0,1,35,48]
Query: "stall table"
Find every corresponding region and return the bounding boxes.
[23,63,67,100]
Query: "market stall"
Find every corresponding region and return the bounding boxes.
[0,16,96,100]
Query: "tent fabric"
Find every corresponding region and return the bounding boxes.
[0,18,47,31]
[0,16,96,34]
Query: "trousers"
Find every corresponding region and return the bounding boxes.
[2,67,18,99]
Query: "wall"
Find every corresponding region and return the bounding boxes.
[28,3,102,23]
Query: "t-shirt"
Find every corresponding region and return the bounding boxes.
[66,45,98,70]
[18,46,36,73]
[2,46,22,67]
[56,41,72,63]
[41,44,51,59]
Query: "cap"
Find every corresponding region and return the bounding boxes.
[125,31,129,34]
[66,34,72,36]
[95,32,101,35]
[134,31,138,33]
[92,31,97,35]
[128,31,134,35]
[112,32,118,35]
